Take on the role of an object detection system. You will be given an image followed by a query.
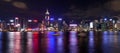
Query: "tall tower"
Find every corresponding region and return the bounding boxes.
[45,9,50,20]
[45,9,50,27]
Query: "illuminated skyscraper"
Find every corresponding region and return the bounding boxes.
[45,9,50,27]
[45,9,50,20]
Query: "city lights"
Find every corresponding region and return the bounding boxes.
[113,20,115,23]
[109,19,112,21]
[7,23,10,25]
[10,20,14,22]
[15,17,19,19]
[90,22,93,29]
[1,1,120,53]
[15,24,20,27]
[33,20,38,23]
[28,20,32,22]
[50,18,54,20]
[0,9,119,32]
[58,18,62,21]
[11,23,14,25]
[104,18,107,21]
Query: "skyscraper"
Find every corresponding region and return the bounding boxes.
[45,9,50,27]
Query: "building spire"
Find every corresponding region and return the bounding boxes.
[45,9,50,15]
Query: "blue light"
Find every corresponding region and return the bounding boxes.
[50,18,54,20]
[58,18,62,21]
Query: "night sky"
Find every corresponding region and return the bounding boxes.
[0,0,120,17]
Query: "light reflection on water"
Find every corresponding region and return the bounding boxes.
[89,31,94,53]
[0,32,2,53]
[27,32,33,53]
[14,32,21,53]
[0,31,120,53]
[57,36,63,53]
[33,32,39,53]
[70,31,77,53]
[7,32,15,53]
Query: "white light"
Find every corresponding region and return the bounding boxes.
[90,22,93,28]
[28,20,32,22]
[58,18,62,21]
[10,20,14,22]
[109,19,112,21]
[114,24,117,28]
[15,24,20,27]
[17,24,20,26]
[69,24,77,26]
[11,23,14,25]
[113,20,115,23]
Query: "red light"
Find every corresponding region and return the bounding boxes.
[27,28,32,31]
[33,32,39,35]
[33,20,38,23]
[33,39,39,53]
[33,32,39,39]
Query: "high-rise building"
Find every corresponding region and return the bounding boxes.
[45,9,50,27]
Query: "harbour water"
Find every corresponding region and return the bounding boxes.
[0,31,120,53]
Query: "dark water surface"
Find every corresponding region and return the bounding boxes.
[0,31,120,53]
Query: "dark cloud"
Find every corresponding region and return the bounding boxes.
[0,1,42,17]
[64,0,120,17]
[3,0,12,2]
[12,1,28,10]
[105,0,120,12]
